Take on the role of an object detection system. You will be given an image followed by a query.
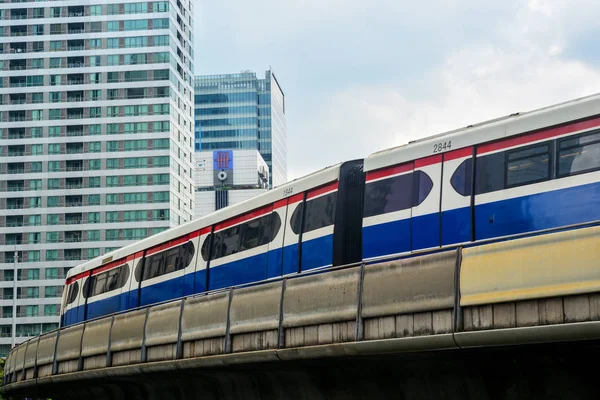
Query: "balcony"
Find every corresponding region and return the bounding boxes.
[6,185,24,192]
[6,219,23,228]
[67,62,83,68]
[67,130,83,136]
[9,63,26,71]
[66,146,83,154]
[67,113,83,119]
[7,151,24,157]
[67,96,83,102]
[8,130,25,139]
[65,219,82,225]
[67,79,83,85]
[6,202,24,210]
[7,168,25,175]
[9,116,25,122]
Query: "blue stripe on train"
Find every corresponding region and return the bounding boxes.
[61,236,333,327]
[475,181,600,240]
[363,181,600,259]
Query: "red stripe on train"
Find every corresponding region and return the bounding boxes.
[444,147,472,161]
[415,154,442,168]
[215,205,273,232]
[366,162,413,182]
[307,181,338,200]
[478,116,600,154]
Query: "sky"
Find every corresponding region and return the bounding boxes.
[193,0,600,181]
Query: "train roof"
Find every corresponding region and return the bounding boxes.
[66,162,345,278]
[365,91,600,171]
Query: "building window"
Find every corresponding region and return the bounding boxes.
[46,250,58,261]
[87,248,100,259]
[48,161,61,172]
[27,251,40,262]
[106,194,119,205]
[47,214,59,225]
[48,143,61,154]
[47,196,60,207]
[46,232,59,243]
[45,268,58,280]
[88,194,100,205]
[29,215,41,226]
[106,211,119,223]
[48,126,61,137]
[88,212,100,224]
[90,107,102,118]
[44,305,58,316]
[106,230,119,241]
[89,159,101,170]
[107,55,119,66]
[124,210,146,222]
[87,230,100,242]
[124,192,147,204]
[106,176,119,187]
[89,124,101,135]
[153,192,169,202]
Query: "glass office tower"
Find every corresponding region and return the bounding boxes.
[194,70,287,188]
[0,0,195,353]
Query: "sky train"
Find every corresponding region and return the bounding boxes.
[61,93,600,327]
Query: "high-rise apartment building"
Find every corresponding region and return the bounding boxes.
[194,70,287,188]
[0,0,195,354]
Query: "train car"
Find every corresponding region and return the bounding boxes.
[61,92,600,327]
[61,160,365,326]
[362,93,600,259]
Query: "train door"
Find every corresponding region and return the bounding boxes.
[78,271,92,324]
[267,201,287,278]
[441,148,474,245]
[182,232,202,297]
[124,251,144,310]
[412,155,442,251]
[282,193,304,275]
[362,162,414,259]
[194,227,212,295]
[299,182,339,271]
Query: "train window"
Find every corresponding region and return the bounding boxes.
[83,264,129,298]
[201,234,212,261]
[475,152,505,195]
[290,202,304,235]
[450,158,473,196]
[363,173,413,218]
[65,281,79,305]
[142,241,195,281]
[240,218,261,251]
[215,225,242,258]
[506,143,551,187]
[204,212,281,261]
[415,170,433,206]
[303,192,337,233]
[558,130,600,177]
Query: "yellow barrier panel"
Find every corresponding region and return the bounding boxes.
[461,225,600,306]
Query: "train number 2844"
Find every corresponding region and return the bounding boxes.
[433,141,452,153]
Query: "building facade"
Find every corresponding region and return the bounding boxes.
[194,150,268,219]
[0,0,195,354]
[194,70,287,188]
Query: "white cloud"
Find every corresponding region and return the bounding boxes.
[286,1,600,180]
